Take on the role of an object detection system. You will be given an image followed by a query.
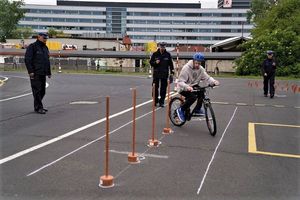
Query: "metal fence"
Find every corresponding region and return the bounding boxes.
[0,56,149,73]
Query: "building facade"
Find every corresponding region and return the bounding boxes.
[19,1,253,47]
[218,0,251,9]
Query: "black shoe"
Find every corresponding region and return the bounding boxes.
[270,95,274,98]
[35,109,46,114]
[43,108,48,112]
[159,103,165,107]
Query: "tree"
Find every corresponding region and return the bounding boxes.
[246,0,277,23]
[0,0,25,42]
[48,28,64,38]
[11,27,33,39]
[235,0,300,77]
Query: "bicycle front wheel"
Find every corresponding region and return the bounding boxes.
[204,102,217,136]
[169,97,186,127]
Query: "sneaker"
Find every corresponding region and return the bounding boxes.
[176,107,185,122]
[193,108,205,116]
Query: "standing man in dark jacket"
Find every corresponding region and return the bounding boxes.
[25,32,51,114]
[262,50,276,98]
[150,42,174,107]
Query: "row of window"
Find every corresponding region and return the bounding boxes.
[127,12,246,17]
[127,20,248,25]
[24,9,104,15]
[22,17,104,23]
[24,8,246,18]
[131,35,229,41]
[127,28,250,33]
[21,17,248,26]
[18,23,250,33]
[19,25,105,31]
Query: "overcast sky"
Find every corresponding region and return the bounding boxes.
[24,0,218,8]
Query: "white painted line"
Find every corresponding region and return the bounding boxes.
[274,94,287,98]
[1,91,170,165]
[212,101,229,105]
[0,75,9,82]
[197,107,238,195]
[295,107,300,109]
[109,150,169,159]
[0,82,49,102]
[26,110,155,176]
[70,101,98,105]
[273,105,285,108]
[254,104,265,107]
[236,103,247,106]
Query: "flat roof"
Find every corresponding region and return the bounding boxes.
[57,1,201,8]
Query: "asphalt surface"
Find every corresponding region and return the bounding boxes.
[0,72,299,200]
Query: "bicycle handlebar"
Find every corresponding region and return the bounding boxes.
[191,84,219,92]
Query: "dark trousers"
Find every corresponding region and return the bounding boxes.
[179,90,204,112]
[152,77,167,104]
[263,73,275,96]
[30,75,46,111]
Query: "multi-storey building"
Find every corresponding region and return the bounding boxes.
[19,1,253,47]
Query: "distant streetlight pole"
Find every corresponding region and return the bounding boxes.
[97,32,100,50]
[241,21,245,38]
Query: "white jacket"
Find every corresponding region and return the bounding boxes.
[177,60,216,92]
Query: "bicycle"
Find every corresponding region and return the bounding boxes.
[169,85,217,136]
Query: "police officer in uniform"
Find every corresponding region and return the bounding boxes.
[150,42,174,107]
[262,50,276,98]
[25,32,51,114]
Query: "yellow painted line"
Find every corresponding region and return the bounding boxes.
[248,123,257,152]
[254,104,265,107]
[236,103,247,106]
[253,123,300,128]
[255,151,300,159]
[273,105,285,108]
[0,80,3,87]
[248,122,300,159]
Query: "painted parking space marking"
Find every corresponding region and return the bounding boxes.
[248,123,300,159]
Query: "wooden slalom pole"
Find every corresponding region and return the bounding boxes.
[99,96,114,188]
[148,83,160,147]
[128,88,139,163]
[162,80,173,134]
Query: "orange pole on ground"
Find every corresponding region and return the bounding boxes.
[148,84,159,147]
[163,80,173,134]
[99,96,114,188]
[128,88,139,163]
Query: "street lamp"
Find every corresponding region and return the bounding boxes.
[96,31,100,50]
[241,21,245,38]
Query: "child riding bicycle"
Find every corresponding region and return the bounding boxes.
[176,52,220,122]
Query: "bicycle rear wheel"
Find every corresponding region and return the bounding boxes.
[169,97,186,126]
[204,102,217,136]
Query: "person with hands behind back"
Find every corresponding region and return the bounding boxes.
[262,50,276,98]
[25,32,51,114]
[150,42,174,107]
[176,52,219,122]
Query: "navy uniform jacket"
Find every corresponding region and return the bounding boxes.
[25,40,51,76]
[262,58,276,75]
[150,49,174,79]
